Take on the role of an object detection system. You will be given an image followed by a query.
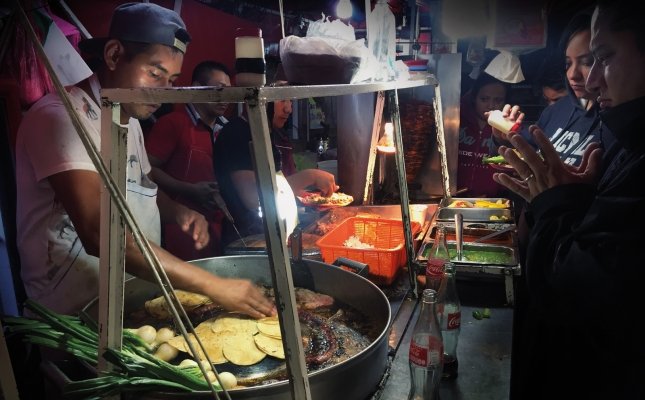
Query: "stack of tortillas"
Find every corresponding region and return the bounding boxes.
[254,316,285,360]
[166,313,285,366]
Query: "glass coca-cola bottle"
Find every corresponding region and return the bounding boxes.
[425,224,450,293]
[409,289,444,400]
[437,262,461,380]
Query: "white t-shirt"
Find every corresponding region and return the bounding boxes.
[15,85,160,314]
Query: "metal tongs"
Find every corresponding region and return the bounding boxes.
[213,190,247,247]
[454,213,464,261]
[472,225,515,244]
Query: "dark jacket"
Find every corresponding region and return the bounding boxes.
[515,96,645,399]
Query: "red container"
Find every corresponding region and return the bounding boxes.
[316,217,421,285]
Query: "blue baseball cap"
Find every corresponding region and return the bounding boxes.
[79,2,191,55]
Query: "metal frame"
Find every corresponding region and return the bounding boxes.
[100,75,439,400]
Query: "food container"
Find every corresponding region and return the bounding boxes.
[426,223,515,247]
[417,241,517,266]
[436,197,513,223]
[316,217,421,285]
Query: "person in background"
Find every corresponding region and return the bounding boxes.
[494,1,645,398]
[14,3,273,318]
[457,72,509,197]
[213,85,337,247]
[145,61,231,260]
[535,60,568,105]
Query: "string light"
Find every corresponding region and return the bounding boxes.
[336,0,353,19]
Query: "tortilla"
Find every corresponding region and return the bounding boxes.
[165,319,230,364]
[144,290,212,319]
[254,332,285,359]
[211,313,259,335]
[257,316,282,339]
[222,335,267,365]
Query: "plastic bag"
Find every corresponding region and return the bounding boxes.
[280,15,371,84]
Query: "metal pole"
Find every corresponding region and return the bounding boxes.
[246,97,312,400]
[433,83,451,198]
[388,90,417,296]
[97,101,127,379]
[363,91,385,204]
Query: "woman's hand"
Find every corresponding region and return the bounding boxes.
[492,125,603,202]
[205,277,276,319]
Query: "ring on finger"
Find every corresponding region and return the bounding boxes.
[521,173,534,183]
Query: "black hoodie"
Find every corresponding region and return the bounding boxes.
[514,96,645,399]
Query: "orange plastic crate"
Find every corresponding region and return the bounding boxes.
[315,217,421,285]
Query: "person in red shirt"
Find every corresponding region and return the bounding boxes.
[146,61,231,259]
[457,72,509,197]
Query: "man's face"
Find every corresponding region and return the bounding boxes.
[201,70,231,118]
[272,99,292,129]
[587,8,645,109]
[112,43,184,120]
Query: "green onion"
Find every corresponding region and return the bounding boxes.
[2,299,219,399]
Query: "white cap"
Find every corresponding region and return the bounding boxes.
[484,50,525,83]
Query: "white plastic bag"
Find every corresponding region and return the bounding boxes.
[279,15,372,84]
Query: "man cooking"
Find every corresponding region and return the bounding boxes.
[14,2,274,318]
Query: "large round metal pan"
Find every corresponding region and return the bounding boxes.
[83,255,391,400]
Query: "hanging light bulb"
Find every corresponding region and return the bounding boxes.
[377,122,396,153]
[336,0,353,19]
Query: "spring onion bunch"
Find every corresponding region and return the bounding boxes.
[2,300,219,399]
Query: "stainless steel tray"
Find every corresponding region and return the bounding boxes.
[439,197,511,208]
[436,197,513,223]
[436,207,513,223]
[416,242,517,266]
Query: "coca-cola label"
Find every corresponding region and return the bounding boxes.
[409,337,443,367]
[447,311,461,330]
[409,341,427,367]
[425,259,445,277]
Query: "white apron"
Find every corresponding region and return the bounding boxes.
[33,77,160,315]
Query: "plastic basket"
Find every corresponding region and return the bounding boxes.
[316,217,421,285]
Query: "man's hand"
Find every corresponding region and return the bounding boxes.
[487,104,524,145]
[285,169,339,197]
[205,277,276,319]
[189,181,219,211]
[175,204,210,250]
[492,125,603,202]
[309,169,338,196]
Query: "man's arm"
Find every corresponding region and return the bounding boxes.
[47,169,273,318]
[156,186,209,250]
[148,154,192,198]
[230,168,339,214]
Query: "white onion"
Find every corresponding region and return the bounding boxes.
[178,359,199,368]
[154,342,179,362]
[136,325,157,344]
[217,371,237,390]
[155,327,175,344]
